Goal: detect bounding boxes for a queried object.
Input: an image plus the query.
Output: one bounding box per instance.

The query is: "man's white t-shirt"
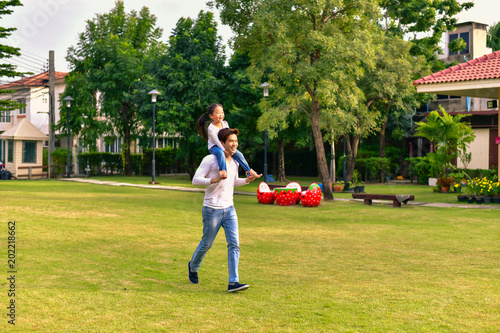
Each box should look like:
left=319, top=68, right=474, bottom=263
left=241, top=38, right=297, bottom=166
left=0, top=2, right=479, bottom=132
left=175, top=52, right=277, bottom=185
left=192, top=155, right=247, bottom=209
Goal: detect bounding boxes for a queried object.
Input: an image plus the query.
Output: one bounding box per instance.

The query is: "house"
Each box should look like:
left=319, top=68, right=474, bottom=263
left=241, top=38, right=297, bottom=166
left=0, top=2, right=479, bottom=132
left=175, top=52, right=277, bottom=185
left=414, top=21, right=498, bottom=172
left=0, top=71, right=68, bottom=139
left=0, top=71, right=178, bottom=175
left=0, top=119, right=48, bottom=178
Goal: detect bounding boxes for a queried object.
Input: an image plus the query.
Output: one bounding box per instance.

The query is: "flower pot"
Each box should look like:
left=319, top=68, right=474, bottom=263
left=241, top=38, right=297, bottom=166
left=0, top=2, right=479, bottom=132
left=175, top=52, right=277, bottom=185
left=467, top=196, right=475, bottom=204
left=476, top=196, right=484, bottom=204
left=483, top=197, right=492, bottom=204
left=354, top=185, right=365, bottom=193
left=441, top=186, right=450, bottom=193
left=493, top=197, right=500, bottom=204
left=457, top=195, right=467, bottom=202
left=333, top=185, right=344, bottom=192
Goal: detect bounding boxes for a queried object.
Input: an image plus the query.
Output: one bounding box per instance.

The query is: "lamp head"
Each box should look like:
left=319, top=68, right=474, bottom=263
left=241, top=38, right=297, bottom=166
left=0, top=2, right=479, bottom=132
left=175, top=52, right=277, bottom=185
left=62, top=96, right=74, bottom=108
left=259, top=82, right=269, bottom=97
left=148, top=89, right=161, bottom=103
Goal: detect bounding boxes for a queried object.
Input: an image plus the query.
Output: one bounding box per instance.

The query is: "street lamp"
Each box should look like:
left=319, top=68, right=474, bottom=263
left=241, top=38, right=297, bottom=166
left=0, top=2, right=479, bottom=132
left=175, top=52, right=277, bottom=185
left=259, top=82, right=269, bottom=182
left=148, top=89, right=160, bottom=184
left=62, top=96, right=74, bottom=178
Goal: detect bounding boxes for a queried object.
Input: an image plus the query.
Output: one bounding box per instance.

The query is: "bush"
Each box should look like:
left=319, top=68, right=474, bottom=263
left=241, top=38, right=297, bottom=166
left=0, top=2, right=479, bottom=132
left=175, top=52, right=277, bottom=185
left=142, top=147, right=179, bottom=175
left=52, top=148, right=72, bottom=177
left=78, top=152, right=123, bottom=175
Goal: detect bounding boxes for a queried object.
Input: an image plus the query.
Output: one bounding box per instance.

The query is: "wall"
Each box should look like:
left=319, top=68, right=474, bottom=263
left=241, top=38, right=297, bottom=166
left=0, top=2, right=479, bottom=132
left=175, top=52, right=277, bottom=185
left=458, top=128, right=490, bottom=169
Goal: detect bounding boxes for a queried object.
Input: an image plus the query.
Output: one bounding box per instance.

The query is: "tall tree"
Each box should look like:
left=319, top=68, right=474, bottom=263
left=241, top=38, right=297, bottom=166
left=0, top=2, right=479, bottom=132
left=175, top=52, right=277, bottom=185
left=63, top=0, right=163, bottom=175
left=0, top=0, right=28, bottom=114
left=212, top=0, right=379, bottom=200
left=381, top=0, right=473, bottom=65
left=487, top=21, right=500, bottom=51
left=150, top=11, right=226, bottom=176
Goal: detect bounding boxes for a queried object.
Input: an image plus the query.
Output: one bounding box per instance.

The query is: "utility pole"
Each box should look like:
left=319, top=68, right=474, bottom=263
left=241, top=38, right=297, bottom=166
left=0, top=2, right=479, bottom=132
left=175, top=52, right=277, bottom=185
left=48, top=51, right=55, bottom=179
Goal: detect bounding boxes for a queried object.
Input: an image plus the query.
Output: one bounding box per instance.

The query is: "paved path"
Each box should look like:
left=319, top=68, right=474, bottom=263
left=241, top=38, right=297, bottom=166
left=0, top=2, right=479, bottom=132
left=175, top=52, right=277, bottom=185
left=61, top=178, right=500, bottom=210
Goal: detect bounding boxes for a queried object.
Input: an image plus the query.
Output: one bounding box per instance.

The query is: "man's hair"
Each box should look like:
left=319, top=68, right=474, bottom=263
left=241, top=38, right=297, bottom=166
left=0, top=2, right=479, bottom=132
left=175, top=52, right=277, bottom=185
left=218, top=128, right=240, bottom=143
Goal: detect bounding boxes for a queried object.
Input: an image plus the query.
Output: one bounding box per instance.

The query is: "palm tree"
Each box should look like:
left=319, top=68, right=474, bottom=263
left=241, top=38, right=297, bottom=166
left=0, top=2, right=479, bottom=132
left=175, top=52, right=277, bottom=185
left=487, top=21, right=500, bottom=51
left=415, top=106, right=475, bottom=178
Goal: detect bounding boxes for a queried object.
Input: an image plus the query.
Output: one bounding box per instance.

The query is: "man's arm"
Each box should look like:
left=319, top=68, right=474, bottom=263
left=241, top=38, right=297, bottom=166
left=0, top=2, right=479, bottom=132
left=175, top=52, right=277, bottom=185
left=192, top=157, right=225, bottom=186
left=234, top=174, right=258, bottom=187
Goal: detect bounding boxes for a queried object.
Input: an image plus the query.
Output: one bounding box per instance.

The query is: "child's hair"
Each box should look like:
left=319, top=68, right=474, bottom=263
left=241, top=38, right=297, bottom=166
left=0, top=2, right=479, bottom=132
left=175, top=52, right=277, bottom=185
left=218, top=128, right=239, bottom=143
left=195, top=103, right=223, bottom=141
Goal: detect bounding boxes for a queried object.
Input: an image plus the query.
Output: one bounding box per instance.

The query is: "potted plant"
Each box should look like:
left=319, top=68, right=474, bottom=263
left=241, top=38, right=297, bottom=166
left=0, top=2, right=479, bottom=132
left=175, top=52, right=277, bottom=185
left=454, top=183, right=467, bottom=202
left=492, top=182, right=500, bottom=204
left=466, top=179, right=476, bottom=203
left=436, top=176, right=454, bottom=193
left=333, top=180, right=344, bottom=192
left=352, top=170, right=365, bottom=193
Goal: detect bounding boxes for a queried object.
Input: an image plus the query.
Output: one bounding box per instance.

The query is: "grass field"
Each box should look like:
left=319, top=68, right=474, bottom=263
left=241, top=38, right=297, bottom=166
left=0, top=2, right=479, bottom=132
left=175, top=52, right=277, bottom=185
left=1, top=179, right=499, bottom=332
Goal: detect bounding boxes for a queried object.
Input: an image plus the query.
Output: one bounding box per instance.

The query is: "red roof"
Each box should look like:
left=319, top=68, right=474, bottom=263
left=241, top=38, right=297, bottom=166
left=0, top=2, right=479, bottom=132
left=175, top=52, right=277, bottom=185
left=0, top=71, right=68, bottom=90
left=414, top=50, right=500, bottom=86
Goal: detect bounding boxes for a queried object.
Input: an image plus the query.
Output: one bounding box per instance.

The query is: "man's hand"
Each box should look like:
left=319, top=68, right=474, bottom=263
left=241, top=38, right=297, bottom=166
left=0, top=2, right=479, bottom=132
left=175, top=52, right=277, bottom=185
left=245, top=174, right=260, bottom=184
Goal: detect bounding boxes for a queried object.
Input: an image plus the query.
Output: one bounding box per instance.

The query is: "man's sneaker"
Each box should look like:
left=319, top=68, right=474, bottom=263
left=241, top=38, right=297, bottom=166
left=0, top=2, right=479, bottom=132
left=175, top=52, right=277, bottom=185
left=228, top=282, right=249, bottom=292
left=188, top=262, right=198, bottom=284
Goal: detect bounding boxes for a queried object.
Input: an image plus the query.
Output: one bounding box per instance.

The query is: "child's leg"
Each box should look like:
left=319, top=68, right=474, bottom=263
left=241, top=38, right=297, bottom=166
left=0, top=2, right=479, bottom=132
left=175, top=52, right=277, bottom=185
left=209, top=146, right=227, bottom=171
left=231, top=150, right=251, bottom=173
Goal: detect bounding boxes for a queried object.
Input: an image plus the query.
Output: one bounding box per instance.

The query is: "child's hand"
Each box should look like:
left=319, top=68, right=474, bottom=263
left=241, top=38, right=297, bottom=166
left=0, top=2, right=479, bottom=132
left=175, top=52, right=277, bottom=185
left=223, top=150, right=232, bottom=157
left=211, top=170, right=228, bottom=183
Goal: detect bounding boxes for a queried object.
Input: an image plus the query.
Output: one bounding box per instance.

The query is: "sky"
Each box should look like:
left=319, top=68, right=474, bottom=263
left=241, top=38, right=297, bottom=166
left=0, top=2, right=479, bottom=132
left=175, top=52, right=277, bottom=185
left=2, top=0, right=499, bottom=76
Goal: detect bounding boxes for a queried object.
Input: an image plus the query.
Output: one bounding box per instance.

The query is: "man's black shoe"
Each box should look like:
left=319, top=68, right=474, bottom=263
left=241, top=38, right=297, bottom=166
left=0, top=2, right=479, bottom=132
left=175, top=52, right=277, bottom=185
left=228, top=282, right=249, bottom=292
left=188, top=261, right=198, bottom=284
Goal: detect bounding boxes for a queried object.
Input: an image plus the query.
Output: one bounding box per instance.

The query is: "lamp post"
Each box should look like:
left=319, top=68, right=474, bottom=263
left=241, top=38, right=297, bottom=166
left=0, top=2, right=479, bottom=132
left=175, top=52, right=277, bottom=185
left=62, top=96, right=74, bottom=178
left=148, top=89, right=160, bottom=184
left=259, top=82, right=269, bottom=183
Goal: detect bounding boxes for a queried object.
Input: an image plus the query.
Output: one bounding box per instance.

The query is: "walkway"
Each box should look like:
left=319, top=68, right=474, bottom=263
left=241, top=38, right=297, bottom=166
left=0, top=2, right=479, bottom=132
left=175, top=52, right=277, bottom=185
left=60, top=178, right=500, bottom=210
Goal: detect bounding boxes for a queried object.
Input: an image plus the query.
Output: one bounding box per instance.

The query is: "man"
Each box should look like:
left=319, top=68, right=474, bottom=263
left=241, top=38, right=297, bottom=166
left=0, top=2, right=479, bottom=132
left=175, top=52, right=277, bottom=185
left=189, top=127, right=260, bottom=292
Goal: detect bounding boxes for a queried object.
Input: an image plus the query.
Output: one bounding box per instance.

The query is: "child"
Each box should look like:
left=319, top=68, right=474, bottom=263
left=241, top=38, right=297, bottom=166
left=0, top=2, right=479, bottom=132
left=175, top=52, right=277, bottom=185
left=196, top=103, right=261, bottom=179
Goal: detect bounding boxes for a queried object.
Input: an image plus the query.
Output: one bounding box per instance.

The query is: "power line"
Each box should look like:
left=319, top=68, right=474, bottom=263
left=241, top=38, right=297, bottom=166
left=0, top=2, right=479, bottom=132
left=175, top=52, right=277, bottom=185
left=19, top=50, right=48, bottom=62
left=20, top=51, right=48, bottom=65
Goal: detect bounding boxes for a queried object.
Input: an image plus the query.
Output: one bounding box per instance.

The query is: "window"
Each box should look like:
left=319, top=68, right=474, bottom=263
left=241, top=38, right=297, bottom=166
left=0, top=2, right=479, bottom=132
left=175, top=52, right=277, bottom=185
left=0, top=140, right=3, bottom=162
left=1, top=111, right=11, bottom=123
left=7, top=140, right=13, bottom=163
left=18, top=99, right=26, bottom=114
left=23, top=141, right=37, bottom=163
left=449, top=32, right=470, bottom=55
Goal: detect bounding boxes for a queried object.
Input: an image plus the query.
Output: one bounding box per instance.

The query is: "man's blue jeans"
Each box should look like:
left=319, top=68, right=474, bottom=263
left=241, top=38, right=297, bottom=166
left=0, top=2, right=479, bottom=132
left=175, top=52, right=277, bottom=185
left=190, top=205, right=240, bottom=283
left=209, top=146, right=251, bottom=173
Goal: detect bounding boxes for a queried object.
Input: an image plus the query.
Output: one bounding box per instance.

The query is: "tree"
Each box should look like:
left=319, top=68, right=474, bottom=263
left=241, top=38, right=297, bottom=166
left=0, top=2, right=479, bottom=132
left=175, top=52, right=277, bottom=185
left=0, top=0, right=28, bottom=114
left=63, top=0, right=163, bottom=175
left=415, top=106, right=475, bottom=178
left=150, top=11, right=226, bottom=176
left=381, top=0, right=474, bottom=65
left=487, top=21, right=500, bottom=51
left=212, top=0, right=380, bottom=200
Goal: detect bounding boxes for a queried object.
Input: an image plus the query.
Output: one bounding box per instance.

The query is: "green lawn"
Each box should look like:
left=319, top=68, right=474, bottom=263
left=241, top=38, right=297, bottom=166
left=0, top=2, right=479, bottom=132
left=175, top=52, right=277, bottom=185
left=1, top=180, right=499, bottom=331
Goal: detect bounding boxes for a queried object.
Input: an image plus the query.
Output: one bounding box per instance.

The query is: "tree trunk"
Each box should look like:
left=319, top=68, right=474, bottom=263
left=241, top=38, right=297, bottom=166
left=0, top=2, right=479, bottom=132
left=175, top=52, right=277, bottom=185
left=346, top=134, right=360, bottom=183
left=121, top=104, right=133, bottom=176
left=310, top=100, right=333, bottom=200
left=380, top=115, right=388, bottom=158
left=379, top=104, right=390, bottom=182
left=123, top=127, right=133, bottom=176
left=276, top=138, right=288, bottom=182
